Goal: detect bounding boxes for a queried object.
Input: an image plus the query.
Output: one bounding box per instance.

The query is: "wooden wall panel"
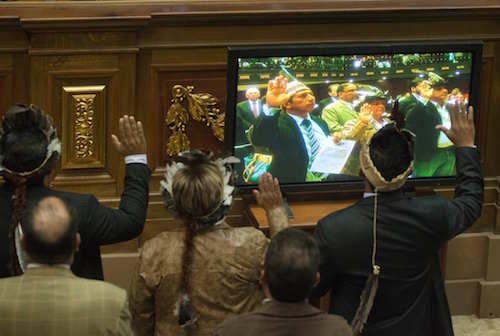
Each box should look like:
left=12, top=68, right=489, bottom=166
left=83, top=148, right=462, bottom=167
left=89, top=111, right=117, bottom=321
left=29, top=53, right=136, bottom=196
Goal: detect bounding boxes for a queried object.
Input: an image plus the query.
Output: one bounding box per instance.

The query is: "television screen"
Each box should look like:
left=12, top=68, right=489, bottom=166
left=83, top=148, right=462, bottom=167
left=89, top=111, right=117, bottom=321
left=225, top=42, right=482, bottom=188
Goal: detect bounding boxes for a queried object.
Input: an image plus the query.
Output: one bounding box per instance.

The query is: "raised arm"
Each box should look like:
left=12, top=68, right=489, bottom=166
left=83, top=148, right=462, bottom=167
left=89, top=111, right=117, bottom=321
left=253, top=173, right=289, bottom=237
left=436, top=104, right=484, bottom=239
left=79, top=115, right=151, bottom=244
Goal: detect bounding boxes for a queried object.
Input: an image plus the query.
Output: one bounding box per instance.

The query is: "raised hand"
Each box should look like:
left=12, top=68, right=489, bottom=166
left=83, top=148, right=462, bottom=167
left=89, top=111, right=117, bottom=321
left=253, top=173, right=283, bottom=210
left=359, top=103, right=372, bottom=125
left=265, top=75, right=288, bottom=108
left=111, top=115, right=147, bottom=156
left=435, top=103, right=475, bottom=148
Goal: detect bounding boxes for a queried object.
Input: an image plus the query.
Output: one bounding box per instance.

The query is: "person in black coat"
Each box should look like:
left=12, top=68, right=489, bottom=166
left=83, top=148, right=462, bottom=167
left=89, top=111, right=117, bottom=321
left=0, top=104, right=150, bottom=280
left=251, top=77, right=331, bottom=183
left=312, top=102, right=483, bottom=336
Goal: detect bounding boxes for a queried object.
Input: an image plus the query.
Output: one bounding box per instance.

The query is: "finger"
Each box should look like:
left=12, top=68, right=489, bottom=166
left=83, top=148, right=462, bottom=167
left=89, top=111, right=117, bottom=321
left=252, top=189, right=261, bottom=204
left=111, top=134, right=121, bottom=151
left=435, top=125, right=451, bottom=138
left=122, top=116, right=134, bottom=145
left=268, top=80, right=274, bottom=90
left=261, top=173, right=272, bottom=194
left=449, top=103, right=458, bottom=127
left=129, top=116, right=139, bottom=138
left=273, top=177, right=281, bottom=197
left=467, top=106, right=474, bottom=122
left=136, top=121, right=146, bottom=143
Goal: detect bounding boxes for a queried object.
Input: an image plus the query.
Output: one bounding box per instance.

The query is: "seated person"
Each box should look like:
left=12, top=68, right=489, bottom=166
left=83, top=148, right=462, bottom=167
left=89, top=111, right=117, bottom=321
left=216, top=228, right=352, bottom=336
left=0, top=196, right=134, bottom=336
left=129, top=152, right=288, bottom=336
left=0, top=104, right=150, bottom=279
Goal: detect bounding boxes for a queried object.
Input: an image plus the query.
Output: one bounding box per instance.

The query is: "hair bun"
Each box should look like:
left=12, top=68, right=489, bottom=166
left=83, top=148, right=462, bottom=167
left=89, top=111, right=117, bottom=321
left=1, top=104, right=57, bottom=141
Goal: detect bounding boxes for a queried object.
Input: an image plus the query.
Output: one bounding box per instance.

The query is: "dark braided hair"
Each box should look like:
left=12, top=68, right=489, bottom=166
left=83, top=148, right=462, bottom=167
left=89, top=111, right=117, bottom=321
left=0, top=104, right=59, bottom=276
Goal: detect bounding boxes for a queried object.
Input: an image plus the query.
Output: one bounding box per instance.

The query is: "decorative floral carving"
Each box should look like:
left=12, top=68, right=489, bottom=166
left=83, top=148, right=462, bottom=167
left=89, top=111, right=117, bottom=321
left=74, top=96, right=95, bottom=158
left=165, top=85, right=224, bottom=157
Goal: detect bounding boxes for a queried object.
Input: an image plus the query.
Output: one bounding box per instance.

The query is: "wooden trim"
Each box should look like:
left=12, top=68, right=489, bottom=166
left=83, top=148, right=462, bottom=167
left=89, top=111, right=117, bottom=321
left=1, top=1, right=500, bottom=21
left=29, top=48, right=140, bottom=56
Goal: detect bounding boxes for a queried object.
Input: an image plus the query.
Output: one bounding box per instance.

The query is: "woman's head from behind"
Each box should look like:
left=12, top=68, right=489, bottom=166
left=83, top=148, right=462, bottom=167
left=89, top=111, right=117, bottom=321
left=162, top=150, right=237, bottom=230
left=161, top=150, right=237, bottom=328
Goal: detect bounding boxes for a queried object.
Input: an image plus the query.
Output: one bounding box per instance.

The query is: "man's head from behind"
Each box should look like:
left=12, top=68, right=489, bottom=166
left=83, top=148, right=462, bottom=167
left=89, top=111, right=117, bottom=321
left=263, top=228, right=320, bottom=303
left=360, top=123, right=414, bottom=192
left=21, top=196, right=80, bottom=265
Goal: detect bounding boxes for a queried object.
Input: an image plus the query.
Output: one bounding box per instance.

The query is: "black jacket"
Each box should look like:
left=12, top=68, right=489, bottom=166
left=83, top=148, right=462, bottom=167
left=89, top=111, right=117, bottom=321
left=0, top=163, right=150, bottom=280
left=251, top=111, right=330, bottom=183
left=313, top=147, right=483, bottom=336
left=399, top=94, right=442, bottom=162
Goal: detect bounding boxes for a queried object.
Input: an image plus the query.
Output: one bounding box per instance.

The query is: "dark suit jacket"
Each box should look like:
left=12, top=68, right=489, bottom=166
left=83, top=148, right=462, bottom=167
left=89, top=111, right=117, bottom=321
left=236, top=99, right=263, bottom=146
left=312, top=147, right=483, bottom=336
left=251, top=110, right=330, bottom=183
left=399, top=94, right=442, bottom=161
left=0, top=163, right=150, bottom=280
left=216, top=299, right=353, bottom=336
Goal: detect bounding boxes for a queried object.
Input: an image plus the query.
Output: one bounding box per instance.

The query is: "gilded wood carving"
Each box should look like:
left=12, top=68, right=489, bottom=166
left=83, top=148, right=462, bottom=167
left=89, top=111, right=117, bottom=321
left=165, top=84, right=224, bottom=157
left=61, top=85, right=106, bottom=169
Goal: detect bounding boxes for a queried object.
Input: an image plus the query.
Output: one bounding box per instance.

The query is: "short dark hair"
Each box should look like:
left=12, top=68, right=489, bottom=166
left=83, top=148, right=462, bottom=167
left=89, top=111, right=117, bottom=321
left=264, top=228, right=320, bottom=303
left=22, top=196, right=78, bottom=265
left=336, top=83, right=352, bottom=94
left=369, top=125, right=413, bottom=181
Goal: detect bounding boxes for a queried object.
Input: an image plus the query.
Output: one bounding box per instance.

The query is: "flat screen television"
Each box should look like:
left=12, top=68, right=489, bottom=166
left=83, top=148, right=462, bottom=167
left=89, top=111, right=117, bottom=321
left=225, top=41, right=482, bottom=190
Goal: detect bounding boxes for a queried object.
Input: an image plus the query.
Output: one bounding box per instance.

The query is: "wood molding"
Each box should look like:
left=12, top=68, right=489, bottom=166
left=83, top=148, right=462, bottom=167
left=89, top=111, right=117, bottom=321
left=1, top=1, right=500, bottom=21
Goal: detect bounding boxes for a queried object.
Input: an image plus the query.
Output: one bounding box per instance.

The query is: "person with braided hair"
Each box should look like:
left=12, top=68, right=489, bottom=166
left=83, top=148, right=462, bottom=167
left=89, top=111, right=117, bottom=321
left=129, top=150, right=288, bottom=336
left=0, top=104, right=150, bottom=279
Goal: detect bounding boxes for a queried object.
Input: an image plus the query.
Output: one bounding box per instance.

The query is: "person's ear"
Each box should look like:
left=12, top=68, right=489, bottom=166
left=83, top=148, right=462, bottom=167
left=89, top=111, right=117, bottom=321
left=314, top=272, right=320, bottom=287
left=75, top=233, right=81, bottom=252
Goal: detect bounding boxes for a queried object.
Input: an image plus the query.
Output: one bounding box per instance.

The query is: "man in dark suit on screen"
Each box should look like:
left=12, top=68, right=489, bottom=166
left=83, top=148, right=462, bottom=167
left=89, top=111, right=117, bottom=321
left=0, top=104, right=150, bottom=280
left=250, top=75, right=331, bottom=183
left=399, top=73, right=453, bottom=177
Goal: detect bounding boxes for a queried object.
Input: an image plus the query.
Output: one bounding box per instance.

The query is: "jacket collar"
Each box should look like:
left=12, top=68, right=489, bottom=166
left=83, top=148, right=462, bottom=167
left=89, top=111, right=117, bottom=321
left=255, top=299, right=322, bottom=318
left=23, top=266, right=76, bottom=278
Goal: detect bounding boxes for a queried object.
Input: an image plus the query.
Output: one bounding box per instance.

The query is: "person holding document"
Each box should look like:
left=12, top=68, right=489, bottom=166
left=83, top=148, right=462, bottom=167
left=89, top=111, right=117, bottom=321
left=251, top=75, right=335, bottom=183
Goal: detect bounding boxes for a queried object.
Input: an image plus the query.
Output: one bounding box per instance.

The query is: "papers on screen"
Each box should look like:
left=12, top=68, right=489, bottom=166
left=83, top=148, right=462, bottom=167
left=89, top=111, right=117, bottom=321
left=310, top=140, right=356, bottom=174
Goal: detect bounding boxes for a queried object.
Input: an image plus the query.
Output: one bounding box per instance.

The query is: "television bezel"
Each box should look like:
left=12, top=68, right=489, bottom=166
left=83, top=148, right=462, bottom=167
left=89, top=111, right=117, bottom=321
left=225, top=40, right=483, bottom=193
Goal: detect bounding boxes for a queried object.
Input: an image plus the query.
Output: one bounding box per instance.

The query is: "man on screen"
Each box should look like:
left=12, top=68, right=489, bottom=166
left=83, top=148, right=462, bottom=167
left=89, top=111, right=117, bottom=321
left=322, top=83, right=359, bottom=141
left=399, top=73, right=454, bottom=176
left=313, top=83, right=339, bottom=117
left=236, top=87, right=265, bottom=148
left=250, top=75, right=331, bottom=183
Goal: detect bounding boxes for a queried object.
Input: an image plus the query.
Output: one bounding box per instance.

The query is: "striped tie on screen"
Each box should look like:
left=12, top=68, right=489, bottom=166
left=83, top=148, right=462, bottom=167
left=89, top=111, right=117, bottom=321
left=301, top=119, right=320, bottom=165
